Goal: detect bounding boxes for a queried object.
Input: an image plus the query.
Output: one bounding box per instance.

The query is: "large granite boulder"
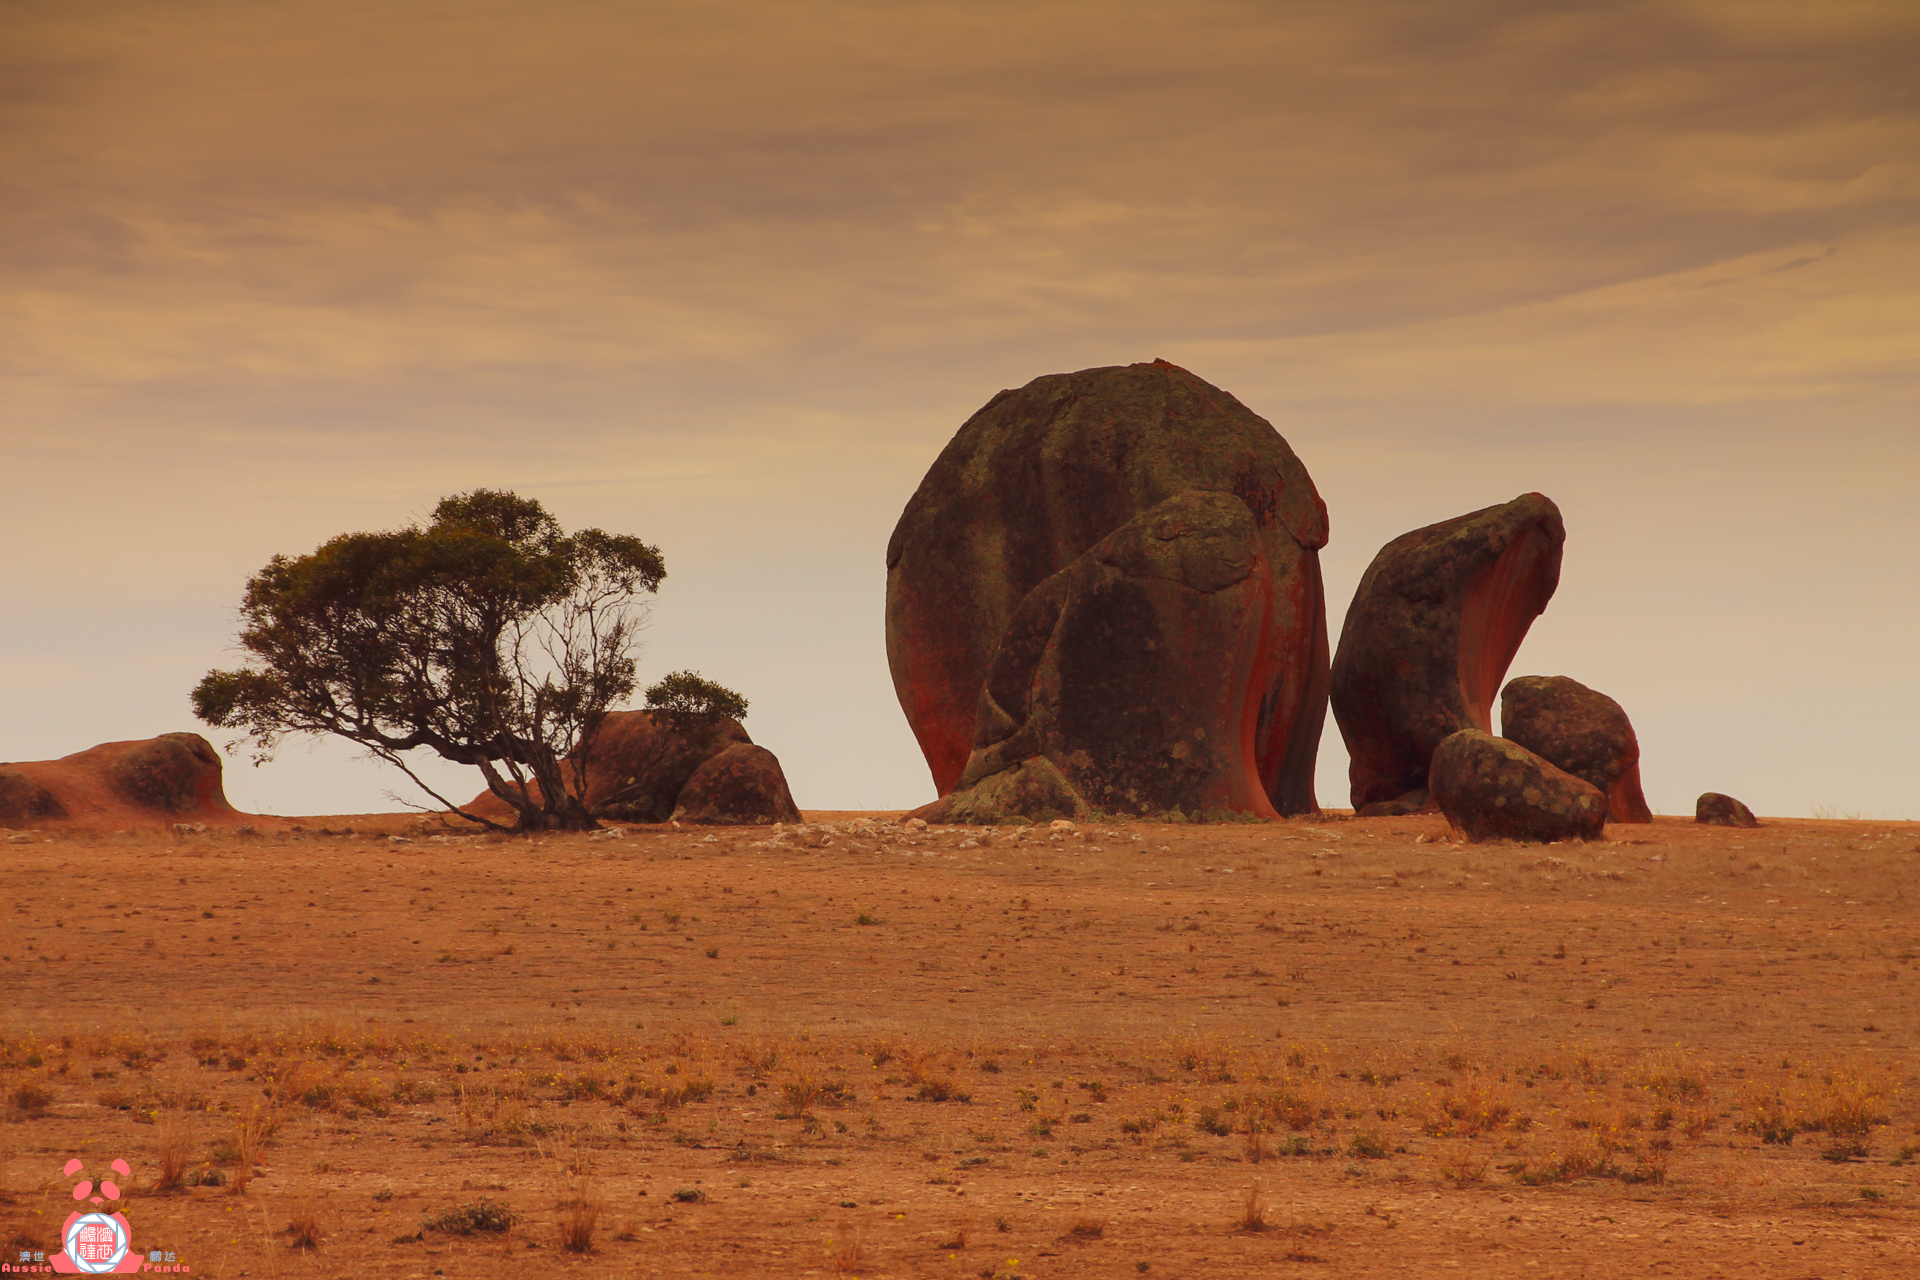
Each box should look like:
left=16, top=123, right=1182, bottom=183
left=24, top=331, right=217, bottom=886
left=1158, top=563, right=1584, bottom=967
left=464, top=709, right=798, bottom=825
left=1500, top=675, right=1653, bottom=823
left=671, top=744, right=802, bottom=825
left=1696, top=792, right=1759, bottom=828
left=914, top=490, right=1287, bottom=822
left=1330, top=493, right=1565, bottom=815
left=886, top=360, right=1330, bottom=819
left=1429, top=728, right=1607, bottom=843
left=0, top=733, right=253, bottom=830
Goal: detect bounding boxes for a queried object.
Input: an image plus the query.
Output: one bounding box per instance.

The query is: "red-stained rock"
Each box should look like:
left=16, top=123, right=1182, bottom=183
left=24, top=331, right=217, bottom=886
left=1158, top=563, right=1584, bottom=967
left=463, top=710, right=799, bottom=826
left=0, top=770, right=66, bottom=827
left=1429, top=729, right=1606, bottom=844
left=671, top=743, right=802, bottom=825
left=915, top=489, right=1286, bottom=823
left=1330, top=494, right=1564, bottom=813
left=1, top=733, right=256, bottom=830
left=1500, top=676, right=1653, bottom=824
left=1695, top=792, right=1759, bottom=828
left=887, top=360, right=1330, bottom=818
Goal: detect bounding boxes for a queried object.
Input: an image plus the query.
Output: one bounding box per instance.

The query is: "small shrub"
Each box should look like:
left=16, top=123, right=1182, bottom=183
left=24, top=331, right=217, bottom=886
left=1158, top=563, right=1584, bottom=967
left=11, top=1079, right=54, bottom=1114
left=285, top=1201, right=320, bottom=1250
left=1065, top=1216, right=1105, bottom=1239
left=423, top=1200, right=519, bottom=1235
left=1347, top=1129, right=1389, bottom=1159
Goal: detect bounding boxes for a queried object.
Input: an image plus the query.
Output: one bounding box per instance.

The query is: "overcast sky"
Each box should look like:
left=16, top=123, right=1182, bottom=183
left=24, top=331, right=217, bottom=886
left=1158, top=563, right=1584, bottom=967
left=4, top=0, right=1916, bottom=819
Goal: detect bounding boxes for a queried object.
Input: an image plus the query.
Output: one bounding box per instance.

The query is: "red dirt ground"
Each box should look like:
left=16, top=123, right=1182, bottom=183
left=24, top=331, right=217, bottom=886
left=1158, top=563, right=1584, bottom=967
left=3, top=809, right=1917, bottom=1277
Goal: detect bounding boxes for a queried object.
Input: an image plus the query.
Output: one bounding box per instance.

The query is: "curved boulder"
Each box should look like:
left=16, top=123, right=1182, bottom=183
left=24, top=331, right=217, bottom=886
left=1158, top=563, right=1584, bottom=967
left=1330, top=493, right=1564, bottom=814
left=1696, top=792, right=1759, bottom=828
left=671, top=743, right=803, bottom=825
left=1500, top=675, right=1652, bottom=823
left=887, top=360, right=1330, bottom=818
left=1429, top=728, right=1606, bottom=843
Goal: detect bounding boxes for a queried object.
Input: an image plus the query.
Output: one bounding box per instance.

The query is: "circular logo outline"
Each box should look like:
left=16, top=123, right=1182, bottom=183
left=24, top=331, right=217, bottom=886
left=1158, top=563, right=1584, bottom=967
left=64, top=1211, right=130, bottom=1274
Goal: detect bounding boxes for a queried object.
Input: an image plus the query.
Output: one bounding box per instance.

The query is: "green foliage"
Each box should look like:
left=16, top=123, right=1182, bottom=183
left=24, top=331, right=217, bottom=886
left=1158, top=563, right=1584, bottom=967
left=644, top=670, right=750, bottom=727
left=192, top=489, right=688, bottom=831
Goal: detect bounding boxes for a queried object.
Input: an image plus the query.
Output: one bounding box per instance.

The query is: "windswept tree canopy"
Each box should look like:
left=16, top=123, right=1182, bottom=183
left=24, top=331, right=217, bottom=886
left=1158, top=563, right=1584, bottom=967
left=192, top=489, right=739, bottom=831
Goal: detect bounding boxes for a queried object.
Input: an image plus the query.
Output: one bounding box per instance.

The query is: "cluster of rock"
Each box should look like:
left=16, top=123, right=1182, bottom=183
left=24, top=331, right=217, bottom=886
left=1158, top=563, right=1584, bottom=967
left=1329, top=499, right=1748, bottom=841
left=884, top=361, right=1763, bottom=839
left=1, top=732, right=261, bottom=831
left=463, top=709, right=800, bottom=826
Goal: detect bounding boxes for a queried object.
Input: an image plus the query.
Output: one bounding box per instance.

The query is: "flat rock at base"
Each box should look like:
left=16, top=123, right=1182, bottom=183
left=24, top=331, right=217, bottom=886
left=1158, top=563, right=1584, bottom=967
left=671, top=743, right=802, bottom=825
left=912, top=757, right=1090, bottom=826
left=1429, top=728, right=1606, bottom=844
left=1501, top=675, right=1653, bottom=824
left=1696, top=792, right=1759, bottom=828
left=1331, top=493, right=1564, bottom=813
left=1357, top=788, right=1429, bottom=818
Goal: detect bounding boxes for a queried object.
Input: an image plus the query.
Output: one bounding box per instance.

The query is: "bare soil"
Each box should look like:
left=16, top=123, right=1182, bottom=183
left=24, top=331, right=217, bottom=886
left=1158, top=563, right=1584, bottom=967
left=3, top=810, right=1918, bottom=1277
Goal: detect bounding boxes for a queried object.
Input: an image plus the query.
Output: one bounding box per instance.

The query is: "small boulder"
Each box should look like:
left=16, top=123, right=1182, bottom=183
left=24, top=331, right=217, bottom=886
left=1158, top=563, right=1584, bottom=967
left=669, top=744, right=802, bottom=825
left=1429, top=729, right=1606, bottom=844
left=1500, top=675, right=1653, bottom=823
left=1695, top=792, right=1759, bottom=828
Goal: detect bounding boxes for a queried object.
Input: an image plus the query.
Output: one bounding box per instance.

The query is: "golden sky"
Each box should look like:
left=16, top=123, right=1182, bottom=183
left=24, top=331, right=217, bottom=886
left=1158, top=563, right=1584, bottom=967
left=4, top=0, right=1917, bottom=816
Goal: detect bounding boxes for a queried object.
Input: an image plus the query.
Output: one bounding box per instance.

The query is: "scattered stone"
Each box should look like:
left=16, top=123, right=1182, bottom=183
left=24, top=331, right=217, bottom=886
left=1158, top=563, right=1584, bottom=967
left=887, top=360, right=1331, bottom=819
left=1501, top=675, right=1653, bottom=824
left=1331, top=493, right=1565, bottom=814
left=1696, top=792, right=1760, bottom=828
left=1428, top=729, right=1606, bottom=844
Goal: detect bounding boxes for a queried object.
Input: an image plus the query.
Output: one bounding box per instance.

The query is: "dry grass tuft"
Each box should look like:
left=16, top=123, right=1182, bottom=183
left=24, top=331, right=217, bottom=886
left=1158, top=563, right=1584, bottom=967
left=284, top=1199, right=320, bottom=1250
left=1065, top=1215, right=1106, bottom=1239
left=1236, top=1185, right=1268, bottom=1232
left=153, top=1118, right=190, bottom=1192
left=557, top=1183, right=601, bottom=1253
left=828, top=1222, right=863, bottom=1273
